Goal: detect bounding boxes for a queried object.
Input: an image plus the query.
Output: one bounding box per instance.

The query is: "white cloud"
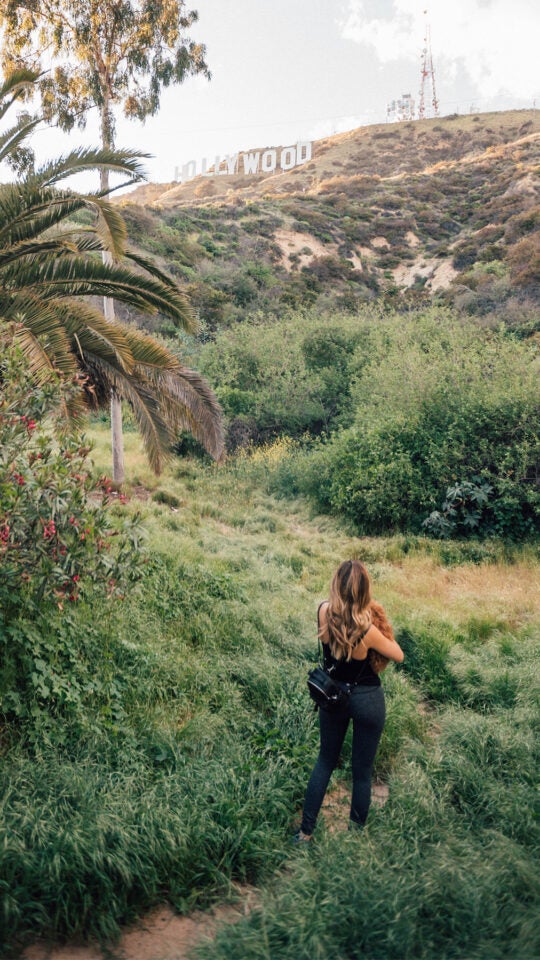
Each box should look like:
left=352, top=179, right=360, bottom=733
left=341, top=0, right=540, bottom=100
left=308, top=113, right=372, bottom=142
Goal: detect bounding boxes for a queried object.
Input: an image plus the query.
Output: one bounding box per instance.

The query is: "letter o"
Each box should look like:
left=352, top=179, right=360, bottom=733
left=261, top=150, right=277, bottom=173
left=280, top=146, right=296, bottom=171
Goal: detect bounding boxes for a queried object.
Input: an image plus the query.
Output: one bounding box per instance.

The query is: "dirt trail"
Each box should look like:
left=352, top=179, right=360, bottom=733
left=22, top=888, right=257, bottom=960
left=321, top=778, right=389, bottom=832
left=22, top=782, right=388, bottom=960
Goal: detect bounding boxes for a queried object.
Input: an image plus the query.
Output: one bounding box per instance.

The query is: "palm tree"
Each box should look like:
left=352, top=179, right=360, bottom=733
left=0, top=70, right=223, bottom=473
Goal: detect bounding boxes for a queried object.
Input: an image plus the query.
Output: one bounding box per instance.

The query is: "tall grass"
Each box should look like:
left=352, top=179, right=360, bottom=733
left=195, top=638, right=539, bottom=960
left=195, top=826, right=538, bottom=960
left=0, top=426, right=538, bottom=955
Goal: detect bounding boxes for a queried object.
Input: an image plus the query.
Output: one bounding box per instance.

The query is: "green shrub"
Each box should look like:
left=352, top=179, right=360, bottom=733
left=273, top=311, right=539, bottom=537
left=0, top=345, right=144, bottom=728
left=0, top=346, right=143, bottom=623
left=198, top=313, right=368, bottom=443
left=423, top=478, right=494, bottom=538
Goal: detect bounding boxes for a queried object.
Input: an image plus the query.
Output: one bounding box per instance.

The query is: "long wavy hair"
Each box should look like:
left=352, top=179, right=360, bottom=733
left=321, top=560, right=372, bottom=661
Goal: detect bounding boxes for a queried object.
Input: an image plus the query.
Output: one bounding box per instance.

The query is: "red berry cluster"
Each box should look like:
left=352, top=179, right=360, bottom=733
left=42, top=520, right=56, bottom=539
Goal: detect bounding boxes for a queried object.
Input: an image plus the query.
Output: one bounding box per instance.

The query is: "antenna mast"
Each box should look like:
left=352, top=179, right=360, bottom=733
left=418, top=12, right=439, bottom=119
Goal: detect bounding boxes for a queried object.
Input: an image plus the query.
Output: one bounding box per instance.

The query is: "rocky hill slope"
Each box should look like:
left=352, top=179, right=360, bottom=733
left=119, top=110, right=540, bottom=329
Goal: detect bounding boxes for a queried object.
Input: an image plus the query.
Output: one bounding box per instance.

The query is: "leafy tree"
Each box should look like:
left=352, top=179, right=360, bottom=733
left=0, top=1, right=209, bottom=145
left=0, top=0, right=210, bottom=481
left=0, top=70, right=223, bottom=472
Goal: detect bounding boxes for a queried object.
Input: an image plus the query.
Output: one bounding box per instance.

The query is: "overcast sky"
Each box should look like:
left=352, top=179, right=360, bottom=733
left=9, top=0, right=540, bottom=189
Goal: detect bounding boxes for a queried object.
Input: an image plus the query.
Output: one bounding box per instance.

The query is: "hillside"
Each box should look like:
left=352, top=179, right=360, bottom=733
left=119, top=110, right=540, bottom=327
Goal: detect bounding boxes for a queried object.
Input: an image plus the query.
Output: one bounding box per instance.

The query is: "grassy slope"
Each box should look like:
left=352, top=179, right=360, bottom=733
left=2, top=426, right=538, bottom=957
left=102, top=429, right=539, bottom=958
left=88, top=425, right=540, bottom=633
left=118, top=109, right=540, bottom=327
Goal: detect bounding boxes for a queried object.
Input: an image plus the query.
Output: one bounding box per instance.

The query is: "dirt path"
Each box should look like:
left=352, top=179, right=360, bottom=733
left=321, top=778, right=389, bottom=833
left=22, top=782, right=388, bottom=960
left=22, top=888, right=257, bottom=960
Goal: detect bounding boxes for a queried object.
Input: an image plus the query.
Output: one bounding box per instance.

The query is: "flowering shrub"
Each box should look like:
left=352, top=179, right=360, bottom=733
left=0, top=342, right=144, bottom=723
left=0, top=353, right=143, bottom=621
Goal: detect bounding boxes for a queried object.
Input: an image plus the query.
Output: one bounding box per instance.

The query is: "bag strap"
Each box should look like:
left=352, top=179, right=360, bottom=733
left=317, top=601, right=326, bottom=667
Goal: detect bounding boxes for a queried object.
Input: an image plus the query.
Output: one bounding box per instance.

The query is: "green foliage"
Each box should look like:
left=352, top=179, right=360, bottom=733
left=269, top=310, right=539, bottom=537
left=0, top=345, right=143, bottom=628
left=423, top=477, right=494, bottom=538
left=399, top=623, right=539, bottom=713
left=198, top=313, right=366, bottom=448
left=0, top=2, right=209, bottom=138
left=197, top=830, right=538, bottom=960
left=0, top=423, right=538, bottom=956
left=0, top=346, right=146, bottom=738
left=0, top=72, right=223, bottom=472
left=0, top=735, right=306, bottom=945
left=0, top=611, right=134, bottom=739
left=0, top=539, right=319, bottom=948
left=397, top=625, right=459, bottom=703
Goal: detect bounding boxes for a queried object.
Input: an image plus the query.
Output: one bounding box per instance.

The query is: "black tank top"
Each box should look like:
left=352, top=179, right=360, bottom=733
left=319, top=602, right=381, bottom=687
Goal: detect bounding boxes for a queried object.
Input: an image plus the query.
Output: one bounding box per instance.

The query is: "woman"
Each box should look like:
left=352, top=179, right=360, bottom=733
left=295, top=559, right=404, bottom=841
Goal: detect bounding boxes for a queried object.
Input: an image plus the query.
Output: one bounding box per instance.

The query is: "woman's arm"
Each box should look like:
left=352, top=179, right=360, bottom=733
left=363, top=623, right=404, bottom=663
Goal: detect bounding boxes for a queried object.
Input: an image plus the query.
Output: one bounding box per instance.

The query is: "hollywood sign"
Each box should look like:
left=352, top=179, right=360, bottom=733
left=174, top=141, right=312, bottom=183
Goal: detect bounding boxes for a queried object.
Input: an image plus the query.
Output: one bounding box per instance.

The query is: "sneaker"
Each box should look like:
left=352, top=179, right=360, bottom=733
left=292, top=829, right=312, bottom=844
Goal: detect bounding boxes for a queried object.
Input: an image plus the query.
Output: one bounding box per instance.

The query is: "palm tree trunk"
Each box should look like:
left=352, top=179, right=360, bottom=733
left=100, top=98, right=124, bottom=486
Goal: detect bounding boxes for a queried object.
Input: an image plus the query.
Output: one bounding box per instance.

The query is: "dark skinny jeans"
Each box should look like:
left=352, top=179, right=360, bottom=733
left=301, top=683, right=386, bottom=834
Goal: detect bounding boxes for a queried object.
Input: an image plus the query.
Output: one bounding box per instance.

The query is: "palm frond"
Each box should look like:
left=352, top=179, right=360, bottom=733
left=0, top=237, right=81, bottom=268
left=0, top=72, right=223, bottom=472
left=80, top=355, right=173, bottom=474
left=143, top=365, right=225, bottom=461
left=0, top=185, right=86, bottom=244
left=54, top=300, right=135, bottom=373
left=91, top=196, right=127, bottom=259
left=7, top=306, right=76, bottom=380
left=35, top=148, right=150, bottom=189
left=125, top=250, right=180, bottom=291
left=0, top=69, right=39, bottom=120
left=0, top=228, right=114, bottom=264
left=115, top=323, right=185, bottom=369
left=8, top=325, right=57, bottom=384
left=0, top=116, right=40, bottom=164
left=12, top=256, right=198, bottom=326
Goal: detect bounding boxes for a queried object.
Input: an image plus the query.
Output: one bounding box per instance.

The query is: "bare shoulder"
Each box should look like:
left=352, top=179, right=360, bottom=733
left=318, top=600, right=329, bottom=619
left=364, top=622, right=387, bottom=647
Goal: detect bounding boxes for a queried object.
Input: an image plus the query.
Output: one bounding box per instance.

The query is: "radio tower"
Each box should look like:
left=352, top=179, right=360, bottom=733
left=418, top=12, right=439, bottom=119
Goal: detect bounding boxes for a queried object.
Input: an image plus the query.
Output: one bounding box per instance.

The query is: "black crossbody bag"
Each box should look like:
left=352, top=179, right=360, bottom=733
left=306, top=605, right=368, bottom=712
left=307, top=659, right=346, bottom=712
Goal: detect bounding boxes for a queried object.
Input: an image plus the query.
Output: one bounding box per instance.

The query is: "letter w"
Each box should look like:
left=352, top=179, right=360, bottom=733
left=243, top=152, right=260, bottom=174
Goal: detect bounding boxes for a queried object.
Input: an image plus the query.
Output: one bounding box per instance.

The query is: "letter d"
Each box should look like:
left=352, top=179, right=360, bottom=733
left=296, top=142, right=312, bottom=165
